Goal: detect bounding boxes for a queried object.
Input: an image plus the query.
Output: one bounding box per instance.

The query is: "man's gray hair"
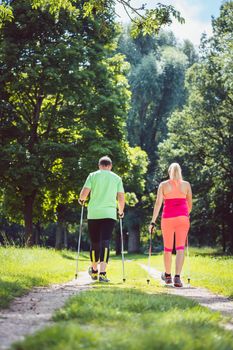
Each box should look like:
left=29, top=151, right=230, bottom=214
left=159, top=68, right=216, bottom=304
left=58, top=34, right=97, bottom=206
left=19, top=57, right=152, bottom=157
left=98, top=156, right=112, bottom=166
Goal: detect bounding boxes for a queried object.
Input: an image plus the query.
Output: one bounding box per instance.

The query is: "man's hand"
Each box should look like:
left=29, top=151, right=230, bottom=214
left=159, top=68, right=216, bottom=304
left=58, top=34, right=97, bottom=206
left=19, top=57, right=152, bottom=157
left=118, top=211, right=124, bottom=219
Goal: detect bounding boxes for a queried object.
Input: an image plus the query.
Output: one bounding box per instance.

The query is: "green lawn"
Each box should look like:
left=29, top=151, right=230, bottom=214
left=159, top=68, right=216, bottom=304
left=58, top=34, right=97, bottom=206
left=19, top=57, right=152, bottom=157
left=0, top=247, right=89, bottom=308
left=12, top=259, right=233, bottom=350
left=133, top=247, right=233, bottom=298
left=1, top=246, right=233, bottom=310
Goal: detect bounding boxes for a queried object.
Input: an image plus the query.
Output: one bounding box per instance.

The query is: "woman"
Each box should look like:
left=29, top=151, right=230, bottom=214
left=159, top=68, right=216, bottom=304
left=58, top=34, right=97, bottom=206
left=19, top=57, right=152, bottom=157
left=149, top=163, right=192, bottom=287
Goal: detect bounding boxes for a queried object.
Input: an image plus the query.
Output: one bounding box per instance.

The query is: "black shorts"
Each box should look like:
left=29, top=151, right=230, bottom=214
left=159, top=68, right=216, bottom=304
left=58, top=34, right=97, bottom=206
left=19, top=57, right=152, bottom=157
left=88, top=218, right=116, bottom=243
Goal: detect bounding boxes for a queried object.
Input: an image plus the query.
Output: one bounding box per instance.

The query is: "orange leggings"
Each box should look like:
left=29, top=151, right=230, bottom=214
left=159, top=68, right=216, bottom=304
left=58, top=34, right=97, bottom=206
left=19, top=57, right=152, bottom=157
left=161, top=216, right=190, bottom=252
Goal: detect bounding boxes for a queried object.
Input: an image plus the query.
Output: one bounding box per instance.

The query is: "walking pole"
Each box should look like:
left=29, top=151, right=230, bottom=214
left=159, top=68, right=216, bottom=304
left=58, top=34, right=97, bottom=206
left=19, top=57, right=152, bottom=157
left=147, top=228, right=153, bottom=285
left=75, top=203, right=84, bottom=279
left=186, top=235, right=191, bottom=287
left=119, top=217, right=126, bottom=283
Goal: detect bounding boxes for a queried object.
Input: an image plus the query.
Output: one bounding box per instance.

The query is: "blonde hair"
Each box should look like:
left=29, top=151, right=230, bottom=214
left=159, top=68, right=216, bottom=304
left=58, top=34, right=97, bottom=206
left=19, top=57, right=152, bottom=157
left=168, top=163, right=182, bottom=180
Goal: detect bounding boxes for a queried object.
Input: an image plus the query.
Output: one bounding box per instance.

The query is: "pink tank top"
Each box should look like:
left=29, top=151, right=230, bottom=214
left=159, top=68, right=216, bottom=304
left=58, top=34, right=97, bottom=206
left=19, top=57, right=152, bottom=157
left=162, top=180, right=189, bottom=218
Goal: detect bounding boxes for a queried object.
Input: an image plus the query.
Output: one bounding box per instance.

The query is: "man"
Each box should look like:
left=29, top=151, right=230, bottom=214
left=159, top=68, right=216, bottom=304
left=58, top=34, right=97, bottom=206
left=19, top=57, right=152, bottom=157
left=79, top=156, right=125, bottom=282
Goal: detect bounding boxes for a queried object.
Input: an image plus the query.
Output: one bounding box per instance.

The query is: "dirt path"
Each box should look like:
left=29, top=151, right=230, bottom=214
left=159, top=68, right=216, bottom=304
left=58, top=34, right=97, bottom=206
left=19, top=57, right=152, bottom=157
left=1, top=267, right=233, bottom=349
left=0, top=272, right=92, bottom=350
left=140, top=264, right=233, bottom=331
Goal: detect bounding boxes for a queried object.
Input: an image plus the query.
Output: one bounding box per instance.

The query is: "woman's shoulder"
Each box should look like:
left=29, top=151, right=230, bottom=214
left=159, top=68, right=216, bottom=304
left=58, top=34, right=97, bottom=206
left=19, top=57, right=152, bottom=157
left=160, top=180, right=170, bottom=187
left=181, top=180, right=190, bottom=184
left=181, top=180, right=191, bottom=187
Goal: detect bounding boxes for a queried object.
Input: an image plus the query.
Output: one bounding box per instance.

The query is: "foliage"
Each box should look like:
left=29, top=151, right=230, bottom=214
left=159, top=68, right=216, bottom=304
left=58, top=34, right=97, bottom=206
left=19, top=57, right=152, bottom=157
left=0, top=0, right=185, bottom=37
left=158, top=2, right=233, bottom=251
left=115, top=29, right=196, bottom=252
left=123, top=146, right=148, bottom=195
left=118, top=29, right=196, bottom=190
left=0, top=0, right=130, bottom=244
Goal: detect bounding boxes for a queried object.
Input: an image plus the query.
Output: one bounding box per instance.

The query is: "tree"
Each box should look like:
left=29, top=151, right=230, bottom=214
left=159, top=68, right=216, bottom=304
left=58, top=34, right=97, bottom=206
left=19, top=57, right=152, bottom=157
left=118, top=30, right=191, bottom=188
left=158, top=2, right=233, bottom=251
left=0, top=0, right=185, bottom=36
left=0, top=0, right=130, bottom=245
left=123, top=146, right=149, bottom=253
left=182, top=39, right=199, bottom=67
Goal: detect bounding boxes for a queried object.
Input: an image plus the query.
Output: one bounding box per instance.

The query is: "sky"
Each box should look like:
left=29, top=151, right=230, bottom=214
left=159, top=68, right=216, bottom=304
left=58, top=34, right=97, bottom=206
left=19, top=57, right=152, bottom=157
left=115, top=0, right=224, bottom=46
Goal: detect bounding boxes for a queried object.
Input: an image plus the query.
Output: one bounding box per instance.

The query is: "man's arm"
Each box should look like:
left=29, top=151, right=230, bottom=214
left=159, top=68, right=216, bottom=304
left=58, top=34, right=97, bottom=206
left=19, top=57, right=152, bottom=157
left=79, top=173, right=92, bottom=203
left=79, top=187, right=90, bottom=203
left=117, top=192, right=125, bottom=216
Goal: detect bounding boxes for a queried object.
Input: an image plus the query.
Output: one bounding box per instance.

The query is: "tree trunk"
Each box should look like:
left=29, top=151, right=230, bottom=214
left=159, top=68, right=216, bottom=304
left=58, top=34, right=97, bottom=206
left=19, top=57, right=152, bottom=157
left=222, top=220, right=226, bottom=253
left=229, top=215, right=233, bottom=253
left=55, top=222, right=64, bottom=250
left=35, top=221, right=41, bottom=246
left=55, top=204, right=66, bottom=250
left=24, top=191, right=36, bottom=246
left=128, top=226, right=140, bottom=253
left=64, top=225, right=68, bottom=249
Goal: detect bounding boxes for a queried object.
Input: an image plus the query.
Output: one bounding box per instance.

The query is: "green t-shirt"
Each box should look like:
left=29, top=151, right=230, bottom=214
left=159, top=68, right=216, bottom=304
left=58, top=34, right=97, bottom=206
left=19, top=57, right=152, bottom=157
left=83, top=170, right=124, bottom=220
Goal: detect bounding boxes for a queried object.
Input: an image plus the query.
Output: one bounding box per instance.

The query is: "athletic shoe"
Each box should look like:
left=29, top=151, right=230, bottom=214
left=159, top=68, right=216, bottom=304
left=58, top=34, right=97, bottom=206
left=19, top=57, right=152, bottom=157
left=88, top=267, right=98, bottom=281
left=99, top=273, right=110, bottom=283
left=174, top=276, right=183, bottom=288
left=161, top=272, right=172, bottom=284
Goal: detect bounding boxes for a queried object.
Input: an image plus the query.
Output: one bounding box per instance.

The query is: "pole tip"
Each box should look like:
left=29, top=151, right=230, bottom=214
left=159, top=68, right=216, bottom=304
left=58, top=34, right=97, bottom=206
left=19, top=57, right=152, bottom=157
left=147, top=279, right=150, bottom=285
left=123, top=278, right=126, bottom=283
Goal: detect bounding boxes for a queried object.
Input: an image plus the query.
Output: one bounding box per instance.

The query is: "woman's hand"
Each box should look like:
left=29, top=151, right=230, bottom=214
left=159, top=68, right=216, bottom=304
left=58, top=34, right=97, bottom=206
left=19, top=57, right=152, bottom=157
left=149, top=222, right=156, bottom=235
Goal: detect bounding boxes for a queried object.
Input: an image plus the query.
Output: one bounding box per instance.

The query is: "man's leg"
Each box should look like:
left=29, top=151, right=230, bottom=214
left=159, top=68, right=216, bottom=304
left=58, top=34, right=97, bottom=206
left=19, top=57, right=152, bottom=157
left=99, top=219, right=115, bottom=277
left=88, top=220, right=101, bottom=274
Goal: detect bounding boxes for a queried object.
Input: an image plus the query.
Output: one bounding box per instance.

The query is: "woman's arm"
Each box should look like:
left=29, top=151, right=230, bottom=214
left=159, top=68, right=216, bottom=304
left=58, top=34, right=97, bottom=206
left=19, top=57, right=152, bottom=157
left=186, top=183, right=192, bottom=214
left=149, top=183, right=163, bottom=233
left=151, top=183, right=164, bottom=222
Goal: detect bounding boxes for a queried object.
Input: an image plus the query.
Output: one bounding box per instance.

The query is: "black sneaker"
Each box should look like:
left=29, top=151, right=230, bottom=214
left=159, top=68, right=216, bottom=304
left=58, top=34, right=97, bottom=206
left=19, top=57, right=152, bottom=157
left=161, top=272, right=172, bottom=284
left=174, top=275, right=183, bottom=288
left=88, top=267, right=98, bottom=281
left=99, top=273, right=110, bottom=283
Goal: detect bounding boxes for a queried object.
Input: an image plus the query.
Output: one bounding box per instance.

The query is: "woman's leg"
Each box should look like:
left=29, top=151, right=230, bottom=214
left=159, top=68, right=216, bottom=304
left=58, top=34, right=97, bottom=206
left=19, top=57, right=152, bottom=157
left=175, top=217, right=190, bottom=275
left=163, top=251, right=172, bottom=274
left=175, top=250, right=185, bottom=275
left=161, top=218, right=175, bottom=274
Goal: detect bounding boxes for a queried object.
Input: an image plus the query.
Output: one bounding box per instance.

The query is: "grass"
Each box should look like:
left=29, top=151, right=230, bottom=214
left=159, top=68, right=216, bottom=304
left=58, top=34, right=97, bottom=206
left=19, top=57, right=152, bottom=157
left=1, top=246, right=233, bottom=310
left=133, top=247, right=233, bottom=298
left=0, top=247, right=89, bottom=308
left=12, top=258, right=233, bottom=350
